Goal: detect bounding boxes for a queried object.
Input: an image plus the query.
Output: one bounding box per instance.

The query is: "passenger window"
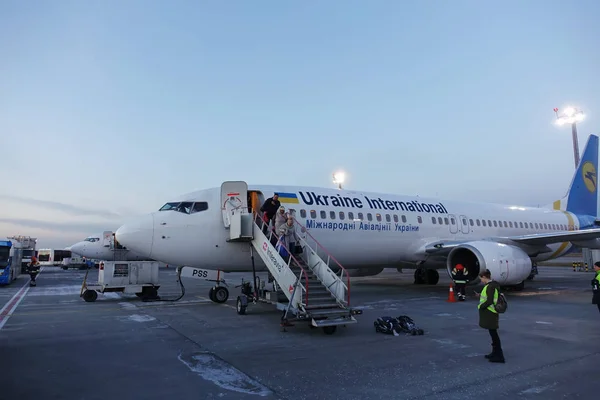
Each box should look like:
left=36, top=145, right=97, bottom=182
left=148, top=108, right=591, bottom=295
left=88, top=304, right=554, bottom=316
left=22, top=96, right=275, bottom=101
left=520, top=222, right=523, bottom=228
left=358, top=212, right=364, bottom=221
left=487, top=220, right=492, bottom=226
left=402, top=215, right=407, bottom=223
left=393, top=215, right=399, bottom=223
left=534, top=223, right=539, bottom=229
left=320, top=210, right=327, bottom=219
left=367, top=213, right=373, bottom=221
left=191, top=202, right=209, bottom=213
left=493, top=221, right=498, bottom=227
left=451, top=218, right=455, bottom=225
left=349, top=212, right=354, bottom=220
left=476, top=219, right=481, bottom=226
left=376, top=214, right=382, bottom=222
left=417, top=216, right=422, bottom=223
left=432, top=217, right=437, bottom=224
left=339, top=212, right=345, bottom=220
left=544, top=223, right=548, bottom=229
left=386, top=214, right=391, bottom=222
left=509, top=222, right=513, bottom=228
left=503, top=221, right=508, bottom=228
left=310, top=210, right=316, bottom=218
left=462, top=218, right=467, bottom=225
left=300, top=209, right=306, bottom=218
left=469, top=219, right=474, bottom=226
left=444, top=217, right=449, bottom=225
left=482, top=220, right=487, bottom=226
left=438, top=217, right=443, bottom=224
left=330, top=211, right=336, bottom=219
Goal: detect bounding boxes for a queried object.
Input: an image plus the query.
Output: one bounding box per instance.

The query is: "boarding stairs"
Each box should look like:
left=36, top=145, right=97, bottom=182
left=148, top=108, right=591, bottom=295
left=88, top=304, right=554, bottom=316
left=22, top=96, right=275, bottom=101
left=220, top=183, right=358, bottom=329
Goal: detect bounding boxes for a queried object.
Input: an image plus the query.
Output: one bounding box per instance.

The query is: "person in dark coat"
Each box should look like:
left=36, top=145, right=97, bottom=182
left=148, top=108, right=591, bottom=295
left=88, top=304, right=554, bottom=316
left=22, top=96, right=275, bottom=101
left=475, top=269, right=505, bottom=363
left=451, top=263, right=469, bottom=301
left=260, top=194, right=280, bottom=232
left=592, top=262, right=600, bottom=313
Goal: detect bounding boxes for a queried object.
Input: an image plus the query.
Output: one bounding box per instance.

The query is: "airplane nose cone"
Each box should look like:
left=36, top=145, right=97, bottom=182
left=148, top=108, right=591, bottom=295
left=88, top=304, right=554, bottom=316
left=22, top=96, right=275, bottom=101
left=70, top=242, right=85, bottom=256
left=115, top=214, right=155, bottom=258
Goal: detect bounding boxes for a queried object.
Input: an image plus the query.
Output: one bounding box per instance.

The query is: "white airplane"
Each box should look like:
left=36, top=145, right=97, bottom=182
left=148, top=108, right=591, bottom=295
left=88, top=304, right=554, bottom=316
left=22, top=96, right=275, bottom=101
left=69, top=231, right=152, bottom=262
left=115, top=134, right=600, bottom=305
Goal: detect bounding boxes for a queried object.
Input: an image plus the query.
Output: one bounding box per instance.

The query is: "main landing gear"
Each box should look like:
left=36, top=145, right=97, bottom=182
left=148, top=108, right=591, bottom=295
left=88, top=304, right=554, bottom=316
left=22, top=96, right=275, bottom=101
left=413, top=268, right=440, bottom=285
left=208, top=285, right=229, bottom=303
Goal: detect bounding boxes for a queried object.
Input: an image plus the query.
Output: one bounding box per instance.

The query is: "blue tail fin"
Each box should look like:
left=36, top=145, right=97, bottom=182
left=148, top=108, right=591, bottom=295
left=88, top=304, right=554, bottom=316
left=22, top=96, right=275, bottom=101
left=562, top=134, right=599, bottom=217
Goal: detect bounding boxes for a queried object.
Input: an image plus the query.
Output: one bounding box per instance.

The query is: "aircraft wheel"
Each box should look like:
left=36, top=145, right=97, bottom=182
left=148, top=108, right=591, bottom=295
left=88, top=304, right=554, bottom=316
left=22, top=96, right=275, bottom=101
left=236, top=297, right=247, bottom=315
left=414, top=269, right=426, bottom=284
left=213, top=286, right=229, bottom=303
left=426, top=269, right=439, bottom=285
left=208, top=287, right=216, bottom=301
left=83, top=289, right=97, bottom=302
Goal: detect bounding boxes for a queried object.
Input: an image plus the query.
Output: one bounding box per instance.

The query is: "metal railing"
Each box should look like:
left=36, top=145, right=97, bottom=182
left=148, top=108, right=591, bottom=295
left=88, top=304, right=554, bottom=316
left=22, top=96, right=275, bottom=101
left=291, top=216, right=351, bottom=306
left=253, top=212, right=310, bottom=307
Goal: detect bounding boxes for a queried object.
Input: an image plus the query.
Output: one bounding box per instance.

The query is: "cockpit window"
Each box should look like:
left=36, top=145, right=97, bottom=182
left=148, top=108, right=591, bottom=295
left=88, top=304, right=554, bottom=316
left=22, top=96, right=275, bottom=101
left=159, top=202, right=180, bottom=211
left=191, top=202, right=209, bottom=213
left=159, top=201, right=201, bottom=214
left=176, top=202, right=193, bottom=214
left=84, top=238, right=100, bottom=242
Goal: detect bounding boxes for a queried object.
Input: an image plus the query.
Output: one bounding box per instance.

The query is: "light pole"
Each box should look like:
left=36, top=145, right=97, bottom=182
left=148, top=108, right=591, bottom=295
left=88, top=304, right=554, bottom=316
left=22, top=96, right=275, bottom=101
left=332, top=171, right=346, bottom=190
left=554, top=106, right=586, bottom=168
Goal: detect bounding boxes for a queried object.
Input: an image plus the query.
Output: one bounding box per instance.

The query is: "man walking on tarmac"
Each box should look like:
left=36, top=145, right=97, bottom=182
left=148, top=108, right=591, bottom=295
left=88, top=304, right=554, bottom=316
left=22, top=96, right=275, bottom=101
left=475, top=269, right=505, bottom=363
left=451, top=263, right=469, bottom=301
left=592, top=262, right=600, bottom=314
left=27, top=256, right=40, bottom=287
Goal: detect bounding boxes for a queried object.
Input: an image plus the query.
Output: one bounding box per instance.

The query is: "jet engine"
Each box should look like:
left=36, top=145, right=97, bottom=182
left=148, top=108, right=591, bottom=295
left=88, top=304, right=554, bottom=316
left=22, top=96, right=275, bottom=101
left=446, top=241, right=532, bottom=286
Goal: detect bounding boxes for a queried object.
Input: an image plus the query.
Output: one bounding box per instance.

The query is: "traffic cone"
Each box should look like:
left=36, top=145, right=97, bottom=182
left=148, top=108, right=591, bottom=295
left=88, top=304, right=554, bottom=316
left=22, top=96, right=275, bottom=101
left=447, top=284, right=457, bottom=303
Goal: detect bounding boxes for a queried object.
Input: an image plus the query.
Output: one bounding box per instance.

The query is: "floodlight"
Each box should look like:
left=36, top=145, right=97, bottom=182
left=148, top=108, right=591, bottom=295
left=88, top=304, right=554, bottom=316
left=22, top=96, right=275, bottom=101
left=332, top=171, right=346, bottom=189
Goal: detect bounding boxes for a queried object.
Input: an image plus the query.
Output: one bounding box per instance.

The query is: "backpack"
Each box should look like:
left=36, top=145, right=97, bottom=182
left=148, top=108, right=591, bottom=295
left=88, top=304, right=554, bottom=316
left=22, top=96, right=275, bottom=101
left=494, top=289, right=508, bottom=313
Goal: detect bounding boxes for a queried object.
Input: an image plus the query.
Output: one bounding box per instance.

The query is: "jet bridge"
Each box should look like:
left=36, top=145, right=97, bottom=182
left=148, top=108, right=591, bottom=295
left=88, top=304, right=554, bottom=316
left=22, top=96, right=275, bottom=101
left=220, top=181, right=361, bottom=335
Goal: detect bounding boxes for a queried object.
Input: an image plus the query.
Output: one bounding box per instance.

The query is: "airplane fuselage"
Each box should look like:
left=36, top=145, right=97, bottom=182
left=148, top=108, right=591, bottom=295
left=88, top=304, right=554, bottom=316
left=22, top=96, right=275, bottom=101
left=116, top=184, right=593, bottom=274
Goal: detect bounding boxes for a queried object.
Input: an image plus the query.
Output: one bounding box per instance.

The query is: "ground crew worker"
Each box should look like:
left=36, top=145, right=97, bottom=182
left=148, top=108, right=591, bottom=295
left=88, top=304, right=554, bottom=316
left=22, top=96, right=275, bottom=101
left=451, top=263, right=468, bottom=301
left=27, top=256, right=40, bottom=287
left=592, top=262, right=600, bottom=314
left=474, top=269, right=505, bottom=363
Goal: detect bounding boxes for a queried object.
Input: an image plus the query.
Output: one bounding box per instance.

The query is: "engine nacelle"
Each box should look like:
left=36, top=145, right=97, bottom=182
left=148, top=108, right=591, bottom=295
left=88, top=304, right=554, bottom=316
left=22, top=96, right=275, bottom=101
left=446, top=241, right=532, bottom=286
left=344, top=267, right=385, bottom=277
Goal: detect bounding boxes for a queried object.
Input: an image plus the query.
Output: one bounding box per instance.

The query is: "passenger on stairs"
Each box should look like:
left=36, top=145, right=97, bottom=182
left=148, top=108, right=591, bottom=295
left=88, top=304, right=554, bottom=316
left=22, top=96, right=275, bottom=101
left=278, top=217, right=300, bottom=256
left=275, top=206, right=288, bottom=231
left=260, top=194, right=280, bottom=232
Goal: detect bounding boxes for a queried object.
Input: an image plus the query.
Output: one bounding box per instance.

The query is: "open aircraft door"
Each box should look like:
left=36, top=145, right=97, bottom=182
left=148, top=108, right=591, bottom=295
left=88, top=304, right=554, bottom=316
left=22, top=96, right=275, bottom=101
left=221, top=181, right=248, bottom=228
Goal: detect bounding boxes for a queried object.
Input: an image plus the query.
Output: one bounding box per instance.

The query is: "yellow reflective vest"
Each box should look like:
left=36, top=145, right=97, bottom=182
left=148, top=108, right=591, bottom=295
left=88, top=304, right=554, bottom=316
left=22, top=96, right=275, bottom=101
left=478, top=283, right=498, bottom=313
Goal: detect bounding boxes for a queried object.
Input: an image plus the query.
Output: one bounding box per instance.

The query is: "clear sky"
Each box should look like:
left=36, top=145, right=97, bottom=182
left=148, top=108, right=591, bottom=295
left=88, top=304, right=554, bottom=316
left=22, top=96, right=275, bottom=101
left=1, top=0, right=599, bottom=249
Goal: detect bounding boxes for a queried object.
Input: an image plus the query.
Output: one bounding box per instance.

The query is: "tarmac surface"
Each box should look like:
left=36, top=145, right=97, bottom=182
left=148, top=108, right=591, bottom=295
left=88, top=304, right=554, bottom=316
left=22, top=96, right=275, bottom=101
left=0, top=264, right=599, bottom=400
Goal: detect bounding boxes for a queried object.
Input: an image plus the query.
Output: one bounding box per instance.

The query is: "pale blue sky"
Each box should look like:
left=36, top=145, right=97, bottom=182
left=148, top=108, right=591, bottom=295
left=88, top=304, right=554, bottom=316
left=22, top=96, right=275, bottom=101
left=1, top=0, right=599, bottom=248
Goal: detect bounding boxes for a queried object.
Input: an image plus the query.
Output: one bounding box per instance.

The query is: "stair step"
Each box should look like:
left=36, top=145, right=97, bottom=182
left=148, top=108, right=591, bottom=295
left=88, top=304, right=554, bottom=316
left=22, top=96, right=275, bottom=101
left=306, top=296, right=335, bottom=302
left=304, top=302, right=339, bottom=310
left=308, top=308, right=350, bottom=317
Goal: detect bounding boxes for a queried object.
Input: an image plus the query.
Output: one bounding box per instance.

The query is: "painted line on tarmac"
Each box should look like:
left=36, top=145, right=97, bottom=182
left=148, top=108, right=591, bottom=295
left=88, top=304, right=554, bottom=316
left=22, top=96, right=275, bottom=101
left=0, top=278, right=32, bottom=331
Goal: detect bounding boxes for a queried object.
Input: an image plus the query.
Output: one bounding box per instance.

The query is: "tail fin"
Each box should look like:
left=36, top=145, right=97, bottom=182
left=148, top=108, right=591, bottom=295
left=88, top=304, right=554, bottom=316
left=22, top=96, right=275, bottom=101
left=549, top=134, right=599, bottom=217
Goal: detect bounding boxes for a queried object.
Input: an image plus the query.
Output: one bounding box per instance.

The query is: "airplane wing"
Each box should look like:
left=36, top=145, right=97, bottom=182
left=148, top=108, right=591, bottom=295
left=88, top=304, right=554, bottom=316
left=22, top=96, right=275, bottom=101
left=503, top=227, right=600, bottom=246
left=423, top=228, right=600, bottom=256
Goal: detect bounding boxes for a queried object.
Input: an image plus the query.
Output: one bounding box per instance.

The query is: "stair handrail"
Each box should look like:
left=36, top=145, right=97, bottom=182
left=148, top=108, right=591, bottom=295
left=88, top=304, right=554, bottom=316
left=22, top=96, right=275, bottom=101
left=253, top=212, right=310, bottom=307
left=291, top=216, right=350, bottom=306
